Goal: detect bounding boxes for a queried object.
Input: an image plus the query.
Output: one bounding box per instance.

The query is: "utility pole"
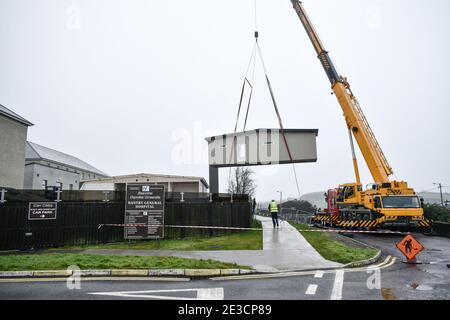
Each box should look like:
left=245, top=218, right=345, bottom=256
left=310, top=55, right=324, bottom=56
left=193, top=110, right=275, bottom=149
left=433, top=183, right=444, bottom=207
left=277, top=190, right=282, bottom=207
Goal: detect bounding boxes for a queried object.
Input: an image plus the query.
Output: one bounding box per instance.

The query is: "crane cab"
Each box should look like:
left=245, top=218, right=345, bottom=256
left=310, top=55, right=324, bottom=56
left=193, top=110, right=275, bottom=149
left=336, top=183, right=362, bottom=206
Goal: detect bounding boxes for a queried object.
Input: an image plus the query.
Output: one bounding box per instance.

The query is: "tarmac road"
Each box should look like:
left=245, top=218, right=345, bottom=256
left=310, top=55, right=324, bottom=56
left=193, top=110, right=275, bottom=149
left=0, top=234, right=449, bottom=300
left=351, top=232, right=450, bottom=300
left=0, top=263, right=387, bottom=300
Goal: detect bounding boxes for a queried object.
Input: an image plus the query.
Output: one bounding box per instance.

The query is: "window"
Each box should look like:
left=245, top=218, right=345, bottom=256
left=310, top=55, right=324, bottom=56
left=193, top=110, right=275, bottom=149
left=344, top=186, right=354, bottom=198
left=382, top=196, right=421, bottom=209
left=42, top=180, right=48, bottom=190
left=57, top=182, right=63, bottom=191
left=69, top=184, right=73, bottom=191
left=374, top=197, right=382, bottom=209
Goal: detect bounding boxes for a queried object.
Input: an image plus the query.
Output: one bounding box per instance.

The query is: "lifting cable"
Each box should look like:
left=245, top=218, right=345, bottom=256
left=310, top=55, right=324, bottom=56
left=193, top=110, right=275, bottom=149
left=229, top=0, right=302, bottom=199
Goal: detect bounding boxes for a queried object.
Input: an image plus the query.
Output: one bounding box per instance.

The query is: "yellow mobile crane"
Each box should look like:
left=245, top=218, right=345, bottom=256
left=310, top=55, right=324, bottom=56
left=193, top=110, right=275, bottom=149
left=289, top=1, right=431, bottom=229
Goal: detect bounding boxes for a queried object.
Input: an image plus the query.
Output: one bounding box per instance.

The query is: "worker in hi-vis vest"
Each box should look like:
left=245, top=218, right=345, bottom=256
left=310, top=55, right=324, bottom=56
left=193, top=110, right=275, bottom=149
left=268, top=200, right=280, bottom=228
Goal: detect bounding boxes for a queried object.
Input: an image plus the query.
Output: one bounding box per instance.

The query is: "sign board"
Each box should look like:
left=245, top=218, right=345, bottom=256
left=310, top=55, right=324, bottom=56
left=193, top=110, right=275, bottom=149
left=28, top=202, right=58, bottom=220
left=396, top=234, right=424, bottom=261
left=124, top=184, right=165, bottom=240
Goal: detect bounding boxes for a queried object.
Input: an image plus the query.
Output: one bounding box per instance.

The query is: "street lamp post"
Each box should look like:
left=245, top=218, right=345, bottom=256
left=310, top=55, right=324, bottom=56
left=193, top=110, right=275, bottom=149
left=276, top=191, right=282, bottom=207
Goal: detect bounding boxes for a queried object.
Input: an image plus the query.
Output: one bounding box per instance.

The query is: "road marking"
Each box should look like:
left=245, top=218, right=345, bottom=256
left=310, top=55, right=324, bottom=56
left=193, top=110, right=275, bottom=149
left=211, top=256, right=394, bottom=281
left=381, top=257, right=396, bottom=269
left=305, top=284, right=318, bottom=295
left=197, top=288, right=224, bottom=300
left=314, top=271, right=324, bottom=278
left=330, top=270, right=344, bottom=300
left=89, top=288, right=224, bottom=300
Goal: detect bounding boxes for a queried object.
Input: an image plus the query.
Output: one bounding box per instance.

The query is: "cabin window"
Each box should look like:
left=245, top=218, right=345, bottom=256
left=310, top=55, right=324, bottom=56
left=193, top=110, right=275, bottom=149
left=374, top=197, right=382, bottom=208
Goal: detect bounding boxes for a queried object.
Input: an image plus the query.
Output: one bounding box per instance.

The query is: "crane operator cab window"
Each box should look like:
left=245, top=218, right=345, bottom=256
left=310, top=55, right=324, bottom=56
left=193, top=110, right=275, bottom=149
left=343, top=186, right=355, bottom=200
left=344, top=187, right=355, bottom=199
left=374, top=196, right=382, bottom=209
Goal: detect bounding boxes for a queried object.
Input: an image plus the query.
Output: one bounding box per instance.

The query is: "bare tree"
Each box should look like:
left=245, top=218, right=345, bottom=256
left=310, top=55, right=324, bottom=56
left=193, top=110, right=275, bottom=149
left=227, top=167, right=257, bottom=197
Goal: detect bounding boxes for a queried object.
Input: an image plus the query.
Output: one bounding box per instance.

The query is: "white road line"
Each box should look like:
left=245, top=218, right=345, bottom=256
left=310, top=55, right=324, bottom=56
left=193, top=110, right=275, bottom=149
left=330, top=270, right=345, bottom=300
left=305, top=284, right=318, bottom=295
left=197, top=288, right=224, bottom=300
left=89, top=288, right=224, bottom=300
left=314, top=271, right=324, bottom=278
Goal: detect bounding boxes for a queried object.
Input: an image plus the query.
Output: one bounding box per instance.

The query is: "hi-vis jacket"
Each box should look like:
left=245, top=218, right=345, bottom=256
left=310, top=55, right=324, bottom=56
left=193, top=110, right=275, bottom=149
left=269, top=201, right=279, bottom=213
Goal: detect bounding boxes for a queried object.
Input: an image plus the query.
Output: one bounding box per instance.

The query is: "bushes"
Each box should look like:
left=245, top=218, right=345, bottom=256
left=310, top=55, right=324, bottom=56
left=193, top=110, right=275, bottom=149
left=424, top=204, right=450, bottom=223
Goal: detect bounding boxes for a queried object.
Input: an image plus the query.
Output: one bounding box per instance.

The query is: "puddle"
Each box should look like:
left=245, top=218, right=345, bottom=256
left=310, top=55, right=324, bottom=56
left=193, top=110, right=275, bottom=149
left=416, top=285, right=434, bottom=291
left=411, top=283, right=434, bottom=291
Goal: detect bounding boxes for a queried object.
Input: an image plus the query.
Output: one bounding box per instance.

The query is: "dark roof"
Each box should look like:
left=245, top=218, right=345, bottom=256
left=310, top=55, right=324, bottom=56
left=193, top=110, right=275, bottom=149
left=25, top=141, right=108, bottom=177
left=0, top=104, right=33, bottom=126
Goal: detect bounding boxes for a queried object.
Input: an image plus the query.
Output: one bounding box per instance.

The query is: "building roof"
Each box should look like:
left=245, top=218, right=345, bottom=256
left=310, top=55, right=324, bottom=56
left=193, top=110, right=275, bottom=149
left=0, top=104, right=33, bottom=126
left=25, top=141, right=108, bottom=177
left=82, top=173, right=209, bottom=189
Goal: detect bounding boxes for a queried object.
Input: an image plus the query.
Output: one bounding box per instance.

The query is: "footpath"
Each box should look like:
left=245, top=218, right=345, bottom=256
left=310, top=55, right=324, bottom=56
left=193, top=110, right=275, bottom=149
left=83, top=216, right=343, bottom=272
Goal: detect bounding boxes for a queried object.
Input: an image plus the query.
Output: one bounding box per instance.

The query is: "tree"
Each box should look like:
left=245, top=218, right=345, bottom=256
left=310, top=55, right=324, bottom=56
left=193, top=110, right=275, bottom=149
left=227, top=167, right=257, bottom=197
left=424, top=204, right=450, bottom=223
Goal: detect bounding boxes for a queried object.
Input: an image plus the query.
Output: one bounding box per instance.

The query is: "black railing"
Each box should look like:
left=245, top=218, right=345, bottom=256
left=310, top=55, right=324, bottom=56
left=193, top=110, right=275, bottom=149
left=0, top=188, right=250, bottom=203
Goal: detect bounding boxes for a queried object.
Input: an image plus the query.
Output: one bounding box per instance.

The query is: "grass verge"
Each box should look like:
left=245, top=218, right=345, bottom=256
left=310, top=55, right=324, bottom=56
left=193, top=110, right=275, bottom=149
left=0, top=254, right=249, bottom=271
left=291, top=222, right=378, bottom=264
left=52, top=220, right=263, bottom=251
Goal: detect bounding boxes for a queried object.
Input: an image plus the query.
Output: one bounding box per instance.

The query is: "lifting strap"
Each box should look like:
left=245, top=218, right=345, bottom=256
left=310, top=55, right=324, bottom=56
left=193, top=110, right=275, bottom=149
left=229, top=1, right=302, bottom=199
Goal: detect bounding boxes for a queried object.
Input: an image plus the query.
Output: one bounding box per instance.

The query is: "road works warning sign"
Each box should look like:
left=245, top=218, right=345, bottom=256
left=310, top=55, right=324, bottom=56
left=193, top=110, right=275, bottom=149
left=396, top=234, right=424, bottom=261
left=124, top=184, right=165, bottom=240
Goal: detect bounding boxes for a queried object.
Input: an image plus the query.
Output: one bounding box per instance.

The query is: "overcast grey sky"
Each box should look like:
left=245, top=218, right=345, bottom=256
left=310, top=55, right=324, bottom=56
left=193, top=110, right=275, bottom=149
left=1, top=0, right=449, bottom=201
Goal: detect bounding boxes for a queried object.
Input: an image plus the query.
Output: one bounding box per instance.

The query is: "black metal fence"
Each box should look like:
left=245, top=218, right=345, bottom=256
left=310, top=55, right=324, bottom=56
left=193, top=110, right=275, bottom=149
left=433, top=222, right=450, bottom=238
left=258, top=209, right=313, bottom=225
left=0, top=189, right=251, bottom=203
left=0, top=190, right=252, bottom=250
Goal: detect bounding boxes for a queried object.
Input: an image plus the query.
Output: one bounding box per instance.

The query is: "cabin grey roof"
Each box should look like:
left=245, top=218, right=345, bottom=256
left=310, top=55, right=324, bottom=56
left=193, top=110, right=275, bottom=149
left=0, top=104, right=33, bottom=126
left=25, top=141, right=108, bottom=177
left=205, top=128, right=319, bottom=141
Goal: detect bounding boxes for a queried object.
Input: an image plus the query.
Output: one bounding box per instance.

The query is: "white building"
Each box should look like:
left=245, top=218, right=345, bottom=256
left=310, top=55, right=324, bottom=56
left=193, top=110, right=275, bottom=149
left=80, top=173, right=209, bottom=193
left=24, top=141, right=108, bottom=190
left=0, top=104, right=33, bottom=189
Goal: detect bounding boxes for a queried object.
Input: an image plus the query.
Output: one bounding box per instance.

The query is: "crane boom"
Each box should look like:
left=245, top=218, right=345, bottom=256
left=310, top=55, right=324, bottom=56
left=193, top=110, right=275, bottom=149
left=290, top=0, right=393, bottom=184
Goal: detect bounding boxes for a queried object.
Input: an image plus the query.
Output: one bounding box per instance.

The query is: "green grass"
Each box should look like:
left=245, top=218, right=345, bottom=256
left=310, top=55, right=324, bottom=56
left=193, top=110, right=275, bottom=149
left=291, top=223, right=378, bottom=264
left=0, top=254, right=250, bottom=271
left=52, top=220, right=263, bottom=251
